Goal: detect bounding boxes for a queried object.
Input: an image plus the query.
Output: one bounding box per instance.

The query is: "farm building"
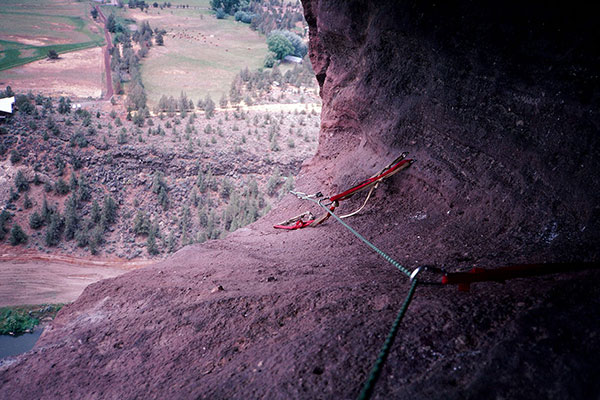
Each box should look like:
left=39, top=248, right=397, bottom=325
left=0, top=96, right=15, bottom=119
left=283, top=55, right=303, bottom=64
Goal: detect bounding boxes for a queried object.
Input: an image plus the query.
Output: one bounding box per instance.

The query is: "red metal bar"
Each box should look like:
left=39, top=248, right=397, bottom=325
left=442, top=262, right=600, bottom=291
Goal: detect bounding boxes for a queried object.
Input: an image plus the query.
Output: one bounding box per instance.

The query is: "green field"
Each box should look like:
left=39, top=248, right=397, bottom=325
left=132, top=1, right=268, bottom=105
left=0, top=0, right=104, bottom=71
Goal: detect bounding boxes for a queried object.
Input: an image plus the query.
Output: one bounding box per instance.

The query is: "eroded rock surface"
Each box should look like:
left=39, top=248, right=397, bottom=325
left=1, top=1, right=599, bottom=399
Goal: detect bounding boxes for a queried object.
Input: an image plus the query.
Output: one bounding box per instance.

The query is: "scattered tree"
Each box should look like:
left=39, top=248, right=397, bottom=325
left=264, top=52, right=276, bottom=68
left=0, top=210, right=12, bottom=241
left=204, top=95, right=215, bottom=119
left=29, top=211, right=44, bottom=230
left=101, top=196, right=118, bottom=228
left=9, top=224, right=28, bottom=246
left=9, top=150, right=21, bottom=164
left=15, top=170, right=29, bottom=192
left=47, top=50, right=59, bottom=60
left=133, top=211, right=151, bottom=236
left=155, top=32, right=164, bottom=46
left=23, top=193, right=33, bottom=209
left=267, top=33, right=294, bottom=60
left=45, top=212, right=64, bottom=246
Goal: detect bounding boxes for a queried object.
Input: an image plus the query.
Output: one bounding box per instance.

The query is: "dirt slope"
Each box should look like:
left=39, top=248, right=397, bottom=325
left=1, top=0, right=599, bottom=399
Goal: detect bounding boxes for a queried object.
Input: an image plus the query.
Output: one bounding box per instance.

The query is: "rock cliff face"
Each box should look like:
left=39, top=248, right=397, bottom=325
left=1, top=1, right=599, bottom=399
left=301, top=0, right=599, bottom=265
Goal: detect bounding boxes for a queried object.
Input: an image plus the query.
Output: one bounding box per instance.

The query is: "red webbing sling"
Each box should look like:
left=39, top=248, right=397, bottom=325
left=273, top=153, right=414, bottom=230
left=330, top=158, right=413, bottom=202
left=273, top=219, right=315, bottom=230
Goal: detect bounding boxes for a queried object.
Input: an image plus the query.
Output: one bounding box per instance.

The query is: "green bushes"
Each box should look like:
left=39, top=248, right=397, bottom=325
left=0, top=308, right=37, bottom=335
left=152, top=172, right=169, bottom=210
left=14, top=170, right=29, bottom=192
left=0, top=304, right=64, bottom=335
left=37, top=194, right=116, bottom=250
left=54, top=178, right=70, bottom=195
left=0, top=210, right=12, bottom=241
left=133, top=211, right=151, bottom=235
left=45, top=212, right=64, bottom=247
left=9, top=150, right=21, bottom=164
left=29, top=211, right=44, bottom=230
left=221, top=180, right=265, bottom=233
left=234, top=10, right=255, bottom=23
left=266, top=168, right=281, bottom=196
left=267, top=33, right=294, bottom=60
left=9, top=224, right=28, bottom=246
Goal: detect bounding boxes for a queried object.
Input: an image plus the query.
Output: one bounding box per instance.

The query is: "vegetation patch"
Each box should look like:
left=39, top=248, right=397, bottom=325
left=0, top=304, right=65, bottom=336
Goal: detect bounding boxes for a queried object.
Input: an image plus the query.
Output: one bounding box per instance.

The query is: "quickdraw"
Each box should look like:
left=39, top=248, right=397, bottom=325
left=274, top=152, right=415, bottom=230
left=441, top=261, right=600, bottom=291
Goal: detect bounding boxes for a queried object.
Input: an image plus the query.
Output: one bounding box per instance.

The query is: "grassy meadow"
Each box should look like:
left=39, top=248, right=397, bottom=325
left=0, top=0, right=104, bottom=71
left=129, top=1, right=268, bottom=106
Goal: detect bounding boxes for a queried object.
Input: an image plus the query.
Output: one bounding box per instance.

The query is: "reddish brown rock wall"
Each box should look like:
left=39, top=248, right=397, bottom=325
left=301, top=0, right=599, bottom=265
left=1, top=1, right=599, bottom=399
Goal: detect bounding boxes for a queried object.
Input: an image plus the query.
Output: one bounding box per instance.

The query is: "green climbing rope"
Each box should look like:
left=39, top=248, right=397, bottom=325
left=303, top=196, right=412, bottom=278
left=299, top=194, right=419, bottom=400
left=357, top=278, right=418, bottom=400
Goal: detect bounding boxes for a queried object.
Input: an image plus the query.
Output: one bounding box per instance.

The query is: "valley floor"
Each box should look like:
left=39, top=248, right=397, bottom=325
left=0, top=246, right=152, bottom=306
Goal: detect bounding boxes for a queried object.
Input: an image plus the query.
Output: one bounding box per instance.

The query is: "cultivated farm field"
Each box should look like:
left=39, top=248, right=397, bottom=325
left=0, top=0, right=104, bottom=71
left=0, top=46, right=104, bottom=99
left=126, top=1, right=268, bottom=106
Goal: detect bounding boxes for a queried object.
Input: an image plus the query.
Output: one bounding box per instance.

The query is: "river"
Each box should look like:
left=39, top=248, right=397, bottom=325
left=0, top=329, right=43, bottom=359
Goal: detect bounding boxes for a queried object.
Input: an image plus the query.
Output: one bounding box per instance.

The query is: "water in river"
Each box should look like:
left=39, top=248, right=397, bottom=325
left=0, top=329, right=43, bottom=359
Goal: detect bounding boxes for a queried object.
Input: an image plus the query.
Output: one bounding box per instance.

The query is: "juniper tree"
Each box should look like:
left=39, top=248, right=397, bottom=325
left=101, top=196, right=117, bottom=228
left=204, top=95, right=215, bottom=119
left=54, top=178, right=70, bottom=195
left=29, top=211, right=44, bottom=230
left=77, top=176, right=91, bottom=202
left=10, top=150, right=21, bottom=164
left=9, top=224, right=28, bottom=246
left=188, top=188, right=198, bottom=208
left=133, top=211, right=151, bottom=236
left=266, top=168, right=281, bottom=196
left=69, top=173, right=78, bottom=192
left=63, top=194, right=79, bottom=241
left=45, top=212, right=64, bottom=246
left=88, top=226, right=104, bottom=255
left=0, top=210, right=12, bottom=241
left=23, top=193, right=33, bottom=209
left=220, top=178, right=233, bottom=199
left=90, top=200, right=101, bottom=224
left=75, top=228, right=88, bottom=248
left=158, top=186, right=169, bottom=210
left=151, top=172, right=166, bottom=193
left=9, top=187, right=19, bottom=202
left=147, top=222, right=160, bottom=255
left=180, top=205, right=191, bottom=242
left=41, top=197, right=53, bottom=224
left=15, top=170, right=29, bottom=192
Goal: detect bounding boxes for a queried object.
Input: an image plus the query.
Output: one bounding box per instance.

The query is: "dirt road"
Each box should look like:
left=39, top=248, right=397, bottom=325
left=95, top=5, right=114, bottom=100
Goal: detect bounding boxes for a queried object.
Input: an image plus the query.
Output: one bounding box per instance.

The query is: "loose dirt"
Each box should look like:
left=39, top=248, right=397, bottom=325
left=0, top=246, right=153, bottom=307
left=0, top=47, right=103, bottom=99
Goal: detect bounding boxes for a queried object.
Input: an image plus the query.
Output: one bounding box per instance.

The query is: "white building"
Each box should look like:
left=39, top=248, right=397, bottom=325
left=0, top=96, right=15, bottom=119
